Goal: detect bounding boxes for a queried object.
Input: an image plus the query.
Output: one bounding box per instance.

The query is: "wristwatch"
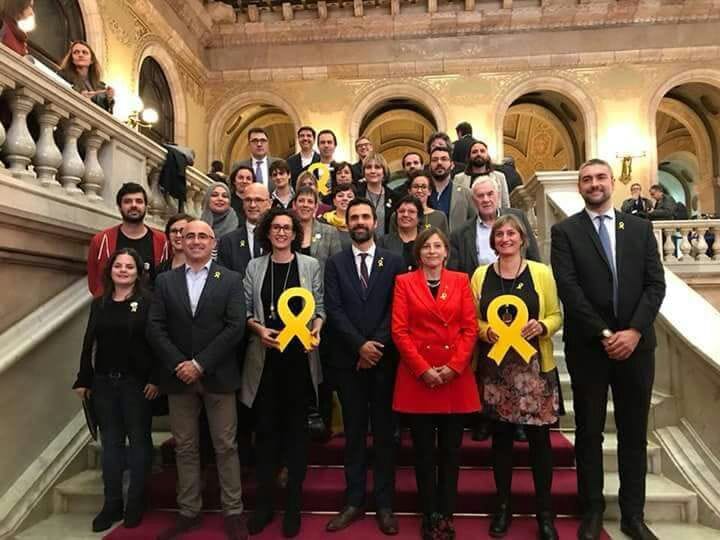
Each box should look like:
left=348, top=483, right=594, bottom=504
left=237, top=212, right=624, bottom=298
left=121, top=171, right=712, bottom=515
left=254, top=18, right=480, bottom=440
left=601, top=328, right=613, bottom=339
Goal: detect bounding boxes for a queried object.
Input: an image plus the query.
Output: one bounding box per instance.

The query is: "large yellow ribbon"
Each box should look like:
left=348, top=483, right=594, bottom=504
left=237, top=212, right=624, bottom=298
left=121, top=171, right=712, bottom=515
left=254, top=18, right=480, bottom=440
left=486, top=294, right=537, bottom=365
left=276, top=287, right=318, bottom=352
left=307, top=163, right=331, bottom=196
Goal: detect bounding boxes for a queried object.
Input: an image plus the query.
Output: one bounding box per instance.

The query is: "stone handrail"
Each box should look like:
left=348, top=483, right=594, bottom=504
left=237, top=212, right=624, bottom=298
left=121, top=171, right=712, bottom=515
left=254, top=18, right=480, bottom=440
left=652, top=219, right=720, bottom=266
left=0, top=46, right=211, bottom=223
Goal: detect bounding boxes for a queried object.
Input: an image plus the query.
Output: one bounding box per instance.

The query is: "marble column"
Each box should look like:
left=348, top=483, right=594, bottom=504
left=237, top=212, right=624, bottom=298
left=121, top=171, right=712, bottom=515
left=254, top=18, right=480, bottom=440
left=33, top=104, right=68, bottom=189
left=147, top=163, right=168, bottom=218
left=81, top=129, right=109, bottom=202
left=3, top=88, right=42, bottom=182
left=58, top=117, right=91, bottom=196
left=0, top=75, right=16, bottom=167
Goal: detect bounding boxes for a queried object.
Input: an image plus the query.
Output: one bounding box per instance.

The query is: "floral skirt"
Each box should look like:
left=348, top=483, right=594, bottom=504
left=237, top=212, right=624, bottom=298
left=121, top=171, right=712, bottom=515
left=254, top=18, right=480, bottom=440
left=479, top=351, right=561, bottom=426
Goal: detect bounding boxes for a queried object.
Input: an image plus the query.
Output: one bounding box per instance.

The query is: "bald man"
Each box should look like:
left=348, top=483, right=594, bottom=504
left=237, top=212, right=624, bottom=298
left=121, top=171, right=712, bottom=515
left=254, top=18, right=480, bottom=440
left=218, top=183, right=271, bottom=276
left=148, top=219, right=248, bottom=540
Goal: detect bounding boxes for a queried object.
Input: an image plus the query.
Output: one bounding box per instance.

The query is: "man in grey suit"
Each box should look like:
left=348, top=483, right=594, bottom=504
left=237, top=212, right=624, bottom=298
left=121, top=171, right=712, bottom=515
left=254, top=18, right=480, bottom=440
left=235, top=127, right=281, bottom=193
left=147, top=220, right=247, bottom=540
left=427, top=146, right=476, bottom=232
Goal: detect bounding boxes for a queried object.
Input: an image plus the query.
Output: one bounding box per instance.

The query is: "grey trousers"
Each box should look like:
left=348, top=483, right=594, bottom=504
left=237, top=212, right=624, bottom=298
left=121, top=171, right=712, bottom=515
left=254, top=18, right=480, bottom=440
left=168, top=391, right=243, bottom=517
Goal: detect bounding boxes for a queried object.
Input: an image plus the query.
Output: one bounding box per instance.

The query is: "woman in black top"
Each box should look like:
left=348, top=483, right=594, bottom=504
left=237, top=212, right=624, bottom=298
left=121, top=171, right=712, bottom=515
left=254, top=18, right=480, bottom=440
left=72, top=248, right=159, bottom=532
left=377, top=195, right=422, bottom=272
left=156, top=213, right=193, bottom=275
left=57, top=41, right=115, bottom=113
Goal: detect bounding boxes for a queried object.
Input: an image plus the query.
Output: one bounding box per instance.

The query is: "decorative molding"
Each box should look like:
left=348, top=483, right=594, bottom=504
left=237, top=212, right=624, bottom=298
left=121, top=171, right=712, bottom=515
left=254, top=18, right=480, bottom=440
left=0, top=412, right=90, bottom=538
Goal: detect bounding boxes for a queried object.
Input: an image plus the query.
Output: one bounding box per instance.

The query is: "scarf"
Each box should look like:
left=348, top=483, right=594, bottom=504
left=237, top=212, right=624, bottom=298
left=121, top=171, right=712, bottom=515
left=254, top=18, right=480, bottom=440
left=201, top=182, right=239, bottom=239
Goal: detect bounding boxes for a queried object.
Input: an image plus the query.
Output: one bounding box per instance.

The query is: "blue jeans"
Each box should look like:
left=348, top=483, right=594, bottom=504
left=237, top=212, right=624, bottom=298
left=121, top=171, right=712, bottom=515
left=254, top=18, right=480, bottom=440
left=92, top=375, right=153, bottom=506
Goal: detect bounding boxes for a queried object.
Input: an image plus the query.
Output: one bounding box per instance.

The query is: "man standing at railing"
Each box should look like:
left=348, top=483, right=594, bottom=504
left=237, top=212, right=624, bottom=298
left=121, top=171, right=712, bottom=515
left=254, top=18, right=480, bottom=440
left=621, top=183, right=653, bottom=218
left=87, top=183, right=168, bottom=296
left=551, top=159, right=666, bottom=540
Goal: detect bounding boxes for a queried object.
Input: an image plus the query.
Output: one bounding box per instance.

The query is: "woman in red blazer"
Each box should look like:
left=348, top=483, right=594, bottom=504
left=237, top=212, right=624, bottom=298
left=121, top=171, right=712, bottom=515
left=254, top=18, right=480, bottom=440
left=392, top=227, right=480, bottom=540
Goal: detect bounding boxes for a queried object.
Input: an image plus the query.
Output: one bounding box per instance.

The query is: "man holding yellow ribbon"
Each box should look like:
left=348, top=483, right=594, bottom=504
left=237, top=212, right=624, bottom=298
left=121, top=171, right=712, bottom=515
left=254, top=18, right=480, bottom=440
left=241, top=207, right=324, bottom=538
left=470, top=214, right=563, bottom=540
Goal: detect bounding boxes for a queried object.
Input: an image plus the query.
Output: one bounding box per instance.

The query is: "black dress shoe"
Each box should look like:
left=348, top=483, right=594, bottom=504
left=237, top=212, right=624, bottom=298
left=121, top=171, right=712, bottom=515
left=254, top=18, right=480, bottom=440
left=420, top=513, right=438, bottom=540
left=620, top=517, right=658, bottom=540
left=92, top=502, right=124, bottom=532
left=282, top=509, right=301, bottom=538
left=123, top=500, right=145, bottom=529
left=156, top=514, right=203, bottom=540
left=376, top=509, right=399, bottom=535
left=513, top=424, right=528, bottom=442
left=248, top=507, right=274, bottom=535
left=472, top=421, right=492, bottom=441
left=537, top=512, right=558, bottom=540
left=577, top=512, right=603, bottom=540
left=224, top=514, right=249, bottom=540
left=326, top=505, right=365, bottom=532
left=489, top=503, right=512, bottom=537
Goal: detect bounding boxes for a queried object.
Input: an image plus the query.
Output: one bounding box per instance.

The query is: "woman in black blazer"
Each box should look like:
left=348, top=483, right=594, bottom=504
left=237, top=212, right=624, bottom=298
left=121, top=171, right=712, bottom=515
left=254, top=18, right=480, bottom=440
left=377, top=194, right=423, bottom=272
left=72, top=248, right=159, bottom=532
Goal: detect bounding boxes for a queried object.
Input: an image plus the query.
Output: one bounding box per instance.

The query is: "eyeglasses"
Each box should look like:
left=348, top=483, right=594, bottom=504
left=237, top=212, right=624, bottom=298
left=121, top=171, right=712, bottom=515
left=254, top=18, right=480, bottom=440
left=271, top=224, right=293, bottom=233
left=411, top=184, right=429, bottom=191
left=184, top=232, right=214, bottom=241
left=250, top=138, right=268, bottom=144
left=169, top=227, right=184, bottom=235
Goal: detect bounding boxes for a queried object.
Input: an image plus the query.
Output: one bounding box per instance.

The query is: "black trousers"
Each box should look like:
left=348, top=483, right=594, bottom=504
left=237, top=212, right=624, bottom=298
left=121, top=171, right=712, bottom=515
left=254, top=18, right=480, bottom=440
left=566, top=346, right=654, bottom=519
left=253, top=351, right=312, bottom=511
left=492, top=421, right=553, bottom=514
left=327, top=361, right=396, bottom=510
left=407, top=413, right=465, bottom=516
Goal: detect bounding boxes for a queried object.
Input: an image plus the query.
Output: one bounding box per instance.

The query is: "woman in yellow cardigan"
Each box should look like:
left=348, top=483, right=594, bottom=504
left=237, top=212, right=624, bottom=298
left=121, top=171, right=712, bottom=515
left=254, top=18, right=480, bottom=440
left=470, top=214, right=562, bottom=540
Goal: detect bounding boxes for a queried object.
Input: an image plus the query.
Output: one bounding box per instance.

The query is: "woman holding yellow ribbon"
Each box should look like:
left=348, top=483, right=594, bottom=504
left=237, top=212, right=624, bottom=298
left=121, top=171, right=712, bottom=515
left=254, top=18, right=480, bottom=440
left=470, top=214, right=562, bottom=540
left=241, top=207, right=324, bottom=538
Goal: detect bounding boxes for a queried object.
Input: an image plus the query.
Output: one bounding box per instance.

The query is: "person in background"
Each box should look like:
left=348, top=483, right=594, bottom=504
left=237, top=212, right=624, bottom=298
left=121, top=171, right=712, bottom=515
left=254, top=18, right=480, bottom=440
left=156, top=214, right=193, bottom=275
left=401, top=152, right=424, bottom=179
left=427, top=147, right=476, bottom=232
left=201, top=181, right=240, bottom=242
left=87, top=183, right=168, bottom=297
left=496, top=156, right=523, bottom=197
left=621, top=183, right=653, bottom=218
left=321, top=183, right=355, bottom=249
left=452, top=121, right=475, bottom=165
left=207, top=160, right=227, bottom=183
left=390, top=171, right=449, bottom=236
left=392, top=227, right=479, bottom=540
left=355, top=152, right=399, bottom=236
left=378, top=195, right=423, bottom=272
left=58, top=40, right=114, bottom=113
left=0, top=0, right=33, bottom=56
left=269, top=160, right=295, bottom=209
left=648, top=184, right=677, bottom=220
left=317, top=129, right=338, bottom=166
left=229, top=165, right=255, bottom=221
left=351, top=137, right=374, bottom=181
left=236, top=127, right=281, bottom=192
left=454, top=141, right=510, bottom=208
left=73, top=248, right=158, bottom=532
left=472, top=214, right=563, bottom=540
left=241, top=207, right=324, bottom=538
left=295, top=170, right=332, bottom=217
left=287, top=126, right=321, bottom=183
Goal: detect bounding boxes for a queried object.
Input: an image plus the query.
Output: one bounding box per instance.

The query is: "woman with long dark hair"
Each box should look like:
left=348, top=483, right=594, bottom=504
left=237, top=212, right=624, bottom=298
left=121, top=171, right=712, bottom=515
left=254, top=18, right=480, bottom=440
left=72, top=248, right=159, bottom=532
left=58, top=40, right=115, bottom=113
left=156, top=213, right=193, bottom=274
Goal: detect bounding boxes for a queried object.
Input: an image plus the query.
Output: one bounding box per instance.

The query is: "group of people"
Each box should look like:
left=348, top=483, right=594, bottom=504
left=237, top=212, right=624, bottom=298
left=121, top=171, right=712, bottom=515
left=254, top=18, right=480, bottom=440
left=74, top=118, right=665, bottom=540
left=621, top=182, right=688, bottom=220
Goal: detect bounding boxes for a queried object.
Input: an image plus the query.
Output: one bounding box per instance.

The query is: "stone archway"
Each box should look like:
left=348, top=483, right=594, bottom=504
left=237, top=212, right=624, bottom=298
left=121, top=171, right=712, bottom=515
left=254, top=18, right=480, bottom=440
left=76, top=0, right=106, bottom=66
left=135, top=40, right=188, bottom=146
left=494, top=76, right=598, bottom=163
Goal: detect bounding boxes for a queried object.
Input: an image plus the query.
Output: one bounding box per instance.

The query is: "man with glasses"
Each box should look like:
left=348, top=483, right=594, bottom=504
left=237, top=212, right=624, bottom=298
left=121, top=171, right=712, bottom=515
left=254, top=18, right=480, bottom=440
left=351, top=136, right=374, bottom=181
left=427, top=147, right=476, bottom=232
left=236, top=127, right=281, bottom=192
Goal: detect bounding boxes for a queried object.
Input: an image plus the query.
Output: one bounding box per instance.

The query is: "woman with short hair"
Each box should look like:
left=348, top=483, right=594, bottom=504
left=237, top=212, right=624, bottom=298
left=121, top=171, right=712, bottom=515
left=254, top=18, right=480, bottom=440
left=377, top=194, right=423, bottom=272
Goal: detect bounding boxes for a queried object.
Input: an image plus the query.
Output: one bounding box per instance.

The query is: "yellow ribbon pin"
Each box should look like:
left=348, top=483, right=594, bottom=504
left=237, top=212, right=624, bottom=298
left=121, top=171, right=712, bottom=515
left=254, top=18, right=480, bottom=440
left=307, top=163, right=331, bottom=196
left=487, top=294, right=537, bottom=365
left=276, top=287, right=318, bottom=352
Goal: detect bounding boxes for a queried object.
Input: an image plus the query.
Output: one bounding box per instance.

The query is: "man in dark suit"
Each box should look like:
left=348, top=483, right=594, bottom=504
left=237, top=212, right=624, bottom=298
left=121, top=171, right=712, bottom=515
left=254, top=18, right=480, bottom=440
left=452, top=121, right=475, bottom=165
left=287, top=125, right=321, bottom=184
left=234, top=127, right=281, bottom=193
left=324, top=198, right=404, bottom=535
left=551, top=159, right=665, bottom=540
left=147, top=220, right=248, bottom=540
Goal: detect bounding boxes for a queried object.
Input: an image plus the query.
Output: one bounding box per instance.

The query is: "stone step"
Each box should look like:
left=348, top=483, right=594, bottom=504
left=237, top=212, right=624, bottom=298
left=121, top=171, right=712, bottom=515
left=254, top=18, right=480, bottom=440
left=560, top=399, right=617, bottom=432
left=562, top=432, right=662, bottom=474
left=52, top=468, right=697, bottom=523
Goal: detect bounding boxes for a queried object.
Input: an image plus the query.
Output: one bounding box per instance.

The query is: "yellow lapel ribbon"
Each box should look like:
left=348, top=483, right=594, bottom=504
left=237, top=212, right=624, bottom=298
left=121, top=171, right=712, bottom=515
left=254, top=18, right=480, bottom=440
left=307, top=163, right=331, bottom=195
left=487, top=294, right=537, bottom=365
left=276, top=287, right=318, bottom=352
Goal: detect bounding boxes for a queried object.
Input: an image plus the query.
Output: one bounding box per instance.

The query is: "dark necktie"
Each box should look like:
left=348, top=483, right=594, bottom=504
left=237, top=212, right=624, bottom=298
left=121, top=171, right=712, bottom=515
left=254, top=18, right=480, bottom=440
left=596, top=215, right=618, bottom=315
left=252, top=236, right=262, bottom=258
left=359, top=253, right=369, bottom=289
left=255, top=160, right=263, bottom=185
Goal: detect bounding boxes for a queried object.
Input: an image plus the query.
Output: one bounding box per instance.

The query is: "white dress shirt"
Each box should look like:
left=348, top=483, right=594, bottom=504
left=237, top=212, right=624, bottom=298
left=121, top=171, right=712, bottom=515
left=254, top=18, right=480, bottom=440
left=185, top=259, right=213, bottom=373
left=475, top=217, right=498, bottom=265
left=351, top=243, right=376, bottom=283
left=246, top=221, right=258, bottom=257
left=253, top=156, right=269, bottom=188
left=585, top=207, right=617, bottom=268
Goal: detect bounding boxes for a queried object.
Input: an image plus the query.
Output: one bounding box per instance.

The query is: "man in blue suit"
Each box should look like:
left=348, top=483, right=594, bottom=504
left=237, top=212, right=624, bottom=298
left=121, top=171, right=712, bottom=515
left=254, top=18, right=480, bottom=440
left=324, top=198, right=404, bottom=535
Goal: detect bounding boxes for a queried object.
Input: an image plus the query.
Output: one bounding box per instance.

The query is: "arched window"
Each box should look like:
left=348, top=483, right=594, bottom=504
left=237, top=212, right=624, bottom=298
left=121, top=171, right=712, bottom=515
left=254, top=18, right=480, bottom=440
left=29, top=0, right=86, bottom=67
left=139, top=57, right=175, bottom=145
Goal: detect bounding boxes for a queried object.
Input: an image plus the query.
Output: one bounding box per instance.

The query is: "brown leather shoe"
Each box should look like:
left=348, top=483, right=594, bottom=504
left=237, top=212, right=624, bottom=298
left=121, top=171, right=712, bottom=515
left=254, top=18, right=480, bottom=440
left=325, top=506, right=365, bottom=532
left=224, top=513, right=249, bottom=540
left=156, top=514, right=202, bottom=540
left=376, top=509, right=399, bottom=535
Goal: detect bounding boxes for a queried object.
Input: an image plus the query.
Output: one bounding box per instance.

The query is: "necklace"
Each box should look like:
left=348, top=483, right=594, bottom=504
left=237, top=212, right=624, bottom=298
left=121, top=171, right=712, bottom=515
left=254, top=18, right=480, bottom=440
left=497, top=257, right=524, bottom=324
left=269, top=257, right=292, bottom=320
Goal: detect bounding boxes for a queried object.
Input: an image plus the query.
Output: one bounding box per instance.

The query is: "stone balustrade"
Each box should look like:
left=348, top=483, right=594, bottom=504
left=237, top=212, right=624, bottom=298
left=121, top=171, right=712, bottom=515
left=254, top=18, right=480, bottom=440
left=653, top=220, right=720, bottom=267
left=0, top=47, right=211, bottom=224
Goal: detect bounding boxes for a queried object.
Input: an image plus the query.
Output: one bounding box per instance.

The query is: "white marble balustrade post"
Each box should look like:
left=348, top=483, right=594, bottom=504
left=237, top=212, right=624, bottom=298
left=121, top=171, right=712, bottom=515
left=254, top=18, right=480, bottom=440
left=81, top=129, right=109, bottom=202
left=192, top=187, right=205, bottom=218
left=147, top=163, right=169, bottom=219
left=58, top=116, right=91, bottom=196
left=0, top=74, right=16, bottom=166
left=663, top=226, right=677, bottom=262
left=34, top=104, right=68, bottom=189
left=3, top=87, right=42, bottom=182
left=712, top=227, right=720, bottom=261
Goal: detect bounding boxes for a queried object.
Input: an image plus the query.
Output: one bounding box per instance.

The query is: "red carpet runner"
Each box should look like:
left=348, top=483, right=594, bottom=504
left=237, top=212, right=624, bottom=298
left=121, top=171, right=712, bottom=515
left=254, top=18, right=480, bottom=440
left=105, top=431, right=611, bottom=538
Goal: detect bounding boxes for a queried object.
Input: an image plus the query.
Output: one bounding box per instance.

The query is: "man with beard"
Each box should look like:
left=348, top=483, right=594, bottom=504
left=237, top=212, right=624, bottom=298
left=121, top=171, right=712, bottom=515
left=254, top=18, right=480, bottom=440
left=427, top=147, right=476, bottom=232
left=87, top=182, right=168, bottom=296
left=551, top=159, right=665, bottom=540
left=324, top=198, right=404, bottom=535
left=351, top=136, right=373, bottom=181
left=426, top=132, right=464, bottom=176
left=287, top=126, right=321, bottom=184
left=454, top=141, right=510, bottom=208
